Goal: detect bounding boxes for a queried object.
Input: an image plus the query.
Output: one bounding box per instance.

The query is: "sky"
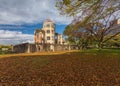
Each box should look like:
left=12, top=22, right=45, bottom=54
left=0, top=0, right=72, bottom=45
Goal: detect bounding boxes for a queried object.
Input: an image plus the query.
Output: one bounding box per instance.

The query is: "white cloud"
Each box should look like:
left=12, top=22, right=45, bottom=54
left=0, top=30, right=34, bottom=45
left=0, top=0, right=72, bottom=45
left=0, top=0, right=72, bottom=25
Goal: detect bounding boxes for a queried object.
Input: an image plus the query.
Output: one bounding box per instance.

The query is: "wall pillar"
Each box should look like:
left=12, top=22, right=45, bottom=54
left=27, top=43, right=30, bottom=53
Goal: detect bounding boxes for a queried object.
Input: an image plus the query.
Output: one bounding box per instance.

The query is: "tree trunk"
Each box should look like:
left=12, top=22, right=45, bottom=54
left=97, top=42, right=103, bottom=50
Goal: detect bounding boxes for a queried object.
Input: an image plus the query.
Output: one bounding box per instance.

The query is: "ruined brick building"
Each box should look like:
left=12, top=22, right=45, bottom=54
left=34, top=19, right=65, bottom=52
left=34, top=19, right=64, bottom=44
left=13, top=19, right=78, bottom=53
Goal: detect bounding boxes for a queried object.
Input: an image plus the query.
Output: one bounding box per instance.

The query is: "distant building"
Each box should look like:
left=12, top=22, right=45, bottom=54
left=34, top=19, right=64, bottom=45
left=111, top=19, right=120, bottom=25
left=117, top=19, right=120, bottom=24
left=2, top=48, right=9, bottom=51
left=55, top=33, right=64, bottom=44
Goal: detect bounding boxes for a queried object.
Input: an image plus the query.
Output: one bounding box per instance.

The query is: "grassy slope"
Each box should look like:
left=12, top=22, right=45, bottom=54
left=0, top=50, right=120, bottom=85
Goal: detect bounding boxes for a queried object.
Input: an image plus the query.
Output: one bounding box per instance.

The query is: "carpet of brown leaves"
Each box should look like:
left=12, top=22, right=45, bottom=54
left=0, top=52, right=120, bottom=86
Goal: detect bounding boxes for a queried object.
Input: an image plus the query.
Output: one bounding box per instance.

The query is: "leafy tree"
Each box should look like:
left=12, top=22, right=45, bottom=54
left=56, top=0, right=120, bottom=17
left=64, top=24, right=92, bottom=49
left=105, top=34, right=120, bottom=48
left=56, top=0, right=120, bottom=49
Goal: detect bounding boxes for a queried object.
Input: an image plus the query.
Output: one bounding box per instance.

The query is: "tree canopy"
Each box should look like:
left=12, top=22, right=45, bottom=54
left=56, top=0, right=120, bottom=49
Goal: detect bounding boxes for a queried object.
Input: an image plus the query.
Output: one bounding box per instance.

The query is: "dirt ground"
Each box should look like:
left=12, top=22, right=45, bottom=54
left=0, top=51, right=120, bottom=86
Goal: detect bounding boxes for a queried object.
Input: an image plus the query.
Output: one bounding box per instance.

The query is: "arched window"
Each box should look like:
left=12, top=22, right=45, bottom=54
left=46, top=30, right=50, bottom=34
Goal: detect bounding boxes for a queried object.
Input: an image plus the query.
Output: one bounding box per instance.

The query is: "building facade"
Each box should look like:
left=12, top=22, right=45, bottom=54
left=34, top=19, right=65, bottom=51
left=42, top=19, right=55, bottom=44
left=34, top=29, right=45, bottom=44
left=34, top=19, right=64, bottom=45
left=55, top=33, right=63, bottom=44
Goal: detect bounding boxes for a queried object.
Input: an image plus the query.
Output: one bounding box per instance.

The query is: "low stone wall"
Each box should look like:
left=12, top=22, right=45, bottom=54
left=13, top=43, right=30, bottom=53
left=13, top=43, right=78, bottom=53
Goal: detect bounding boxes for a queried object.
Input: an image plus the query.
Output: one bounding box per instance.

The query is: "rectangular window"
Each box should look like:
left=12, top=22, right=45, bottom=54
left=47, top=36, right=50, bottom=40
left=46, top=30, right=50, bottom=34
left=46, top=24, right=50, bottom=28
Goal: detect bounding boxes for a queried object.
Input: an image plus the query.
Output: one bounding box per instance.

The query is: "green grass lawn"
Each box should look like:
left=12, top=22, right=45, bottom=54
left=0, top=50, right=120, bottom=85
left=81, top=48, right=120, bottom=53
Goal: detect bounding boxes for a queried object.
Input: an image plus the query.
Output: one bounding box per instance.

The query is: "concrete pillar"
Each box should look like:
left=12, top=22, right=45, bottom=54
left=36, top=44, right=39, bottom=52
left=27, top=43, right=30, bottom=53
